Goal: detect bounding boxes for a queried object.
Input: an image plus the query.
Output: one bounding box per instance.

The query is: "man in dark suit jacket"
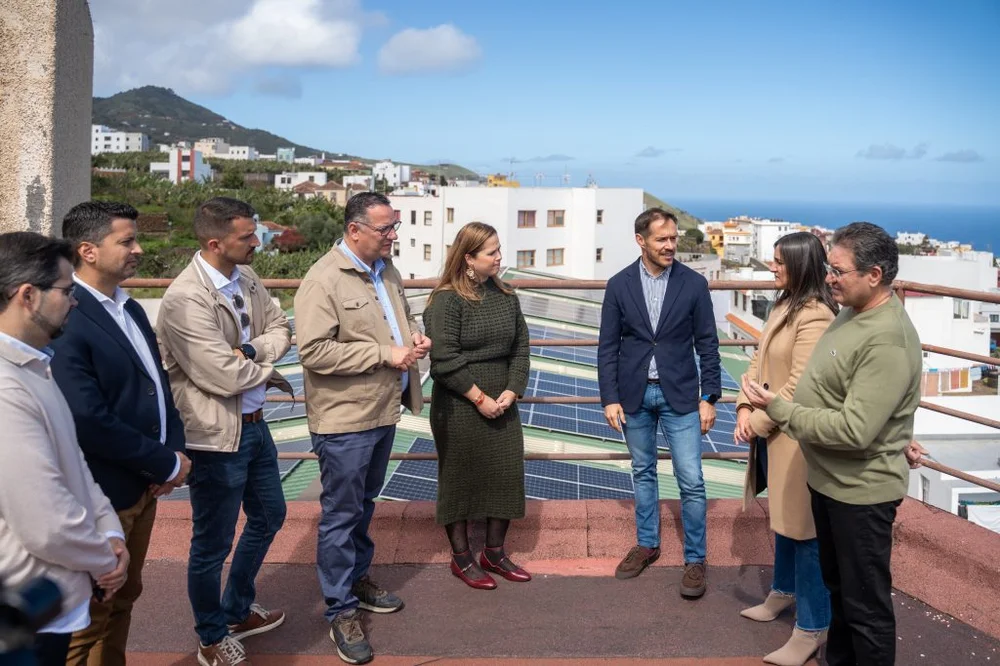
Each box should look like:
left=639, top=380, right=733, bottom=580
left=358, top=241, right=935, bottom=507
left=50, top=201, right=190, bottom=666
left=598, top=208, right=721, bottom=597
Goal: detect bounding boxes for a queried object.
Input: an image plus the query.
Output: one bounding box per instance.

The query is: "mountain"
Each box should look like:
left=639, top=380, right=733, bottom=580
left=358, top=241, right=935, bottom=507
left=92, top=86, right=478, bottom=179
left=643, top=192, right=702, bottom=230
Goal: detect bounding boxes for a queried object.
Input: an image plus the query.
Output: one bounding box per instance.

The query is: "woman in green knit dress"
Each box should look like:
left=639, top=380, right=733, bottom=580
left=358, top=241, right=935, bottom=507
left=422, top=222, right=531, bottom=590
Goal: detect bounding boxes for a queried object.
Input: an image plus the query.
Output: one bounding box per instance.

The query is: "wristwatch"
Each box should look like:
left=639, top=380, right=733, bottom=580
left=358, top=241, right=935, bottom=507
left=700, top=393, right=719, bottom=405
left=240, top=344, right=257, bottom=361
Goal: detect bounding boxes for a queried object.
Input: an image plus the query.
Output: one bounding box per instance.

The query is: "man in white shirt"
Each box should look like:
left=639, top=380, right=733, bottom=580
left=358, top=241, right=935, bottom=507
left=0, top=231, right=128, bottom=666
left=157, top=197, right=292, bottom=666
left=50, top=201, right=192, bottom=665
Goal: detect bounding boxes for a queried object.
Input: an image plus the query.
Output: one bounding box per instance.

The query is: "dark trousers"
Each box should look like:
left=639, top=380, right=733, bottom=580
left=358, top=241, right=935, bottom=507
left=810, top=487, right=900, bottom=666
left=33, top=632, right=71, bottom=666
left=312, top=425, right=395, bottom=621
left=187, top=421, right=287, bottom=645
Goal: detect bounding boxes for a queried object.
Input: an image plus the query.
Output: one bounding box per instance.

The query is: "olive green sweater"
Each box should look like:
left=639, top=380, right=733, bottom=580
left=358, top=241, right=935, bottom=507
left=766, top=294, right=922, bottom=505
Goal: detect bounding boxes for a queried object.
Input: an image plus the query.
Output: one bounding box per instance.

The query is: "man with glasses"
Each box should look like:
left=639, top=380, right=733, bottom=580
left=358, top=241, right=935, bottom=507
left=0, top=232, right=127, bottom=666
left=741, top=222, right=926, bottom=666
left=295, top=192, right=430, bottom=665
left=158, top=197, right=293, bottom=666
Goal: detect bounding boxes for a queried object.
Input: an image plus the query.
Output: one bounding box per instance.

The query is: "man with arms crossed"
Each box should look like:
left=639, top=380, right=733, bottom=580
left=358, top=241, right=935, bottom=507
left=598, top=208, right=721, bottom=597
left=158, top=197, right=292, bottom=666
left=742, top=222, right=925, bottom=666
left=295, top=192, right=430, bottom=664
left=0, top=232, right=127, bottom=666
left=51, top=201, right=190, bottom=666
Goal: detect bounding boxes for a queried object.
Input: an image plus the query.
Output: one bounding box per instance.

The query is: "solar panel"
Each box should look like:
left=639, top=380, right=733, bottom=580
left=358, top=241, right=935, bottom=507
left=379, top=437, right=635, bottom=501
left=528, top=325, right=599, bottom=366
left=518, top=293, right=603, bottom=328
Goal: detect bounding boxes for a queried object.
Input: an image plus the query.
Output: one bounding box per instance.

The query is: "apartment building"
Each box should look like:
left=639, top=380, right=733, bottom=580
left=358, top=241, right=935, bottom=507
left=274, top=171, right=327, bottom=191
left=148, top=149, right=212, bottom=185
left=386, top=186, right=644, bottom=280
left=373, top=161, right=411, bottom=188
left=91, top=124, right=150, bottom=154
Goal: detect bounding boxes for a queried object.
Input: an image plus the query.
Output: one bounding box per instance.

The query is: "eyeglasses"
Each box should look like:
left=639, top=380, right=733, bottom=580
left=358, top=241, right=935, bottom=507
left=824, top=263, right=863, bottom=279
left=232, top=293, right=251, bottom=328
left=360, top=220, right=402, bottom=237
left=40, top=283, right=77, bottom=298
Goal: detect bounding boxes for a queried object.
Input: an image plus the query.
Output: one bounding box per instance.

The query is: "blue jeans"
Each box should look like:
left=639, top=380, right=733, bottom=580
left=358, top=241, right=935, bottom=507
left=623, top=383, right=706, bottom=563
left=313, top=425, right=395, bottom=621
left=187, top=421, right=287, bottom=645
left=773, top=533, right=832, bottom=631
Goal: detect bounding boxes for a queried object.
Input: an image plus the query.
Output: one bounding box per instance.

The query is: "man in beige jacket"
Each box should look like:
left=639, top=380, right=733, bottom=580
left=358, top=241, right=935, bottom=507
left=295, top=192, right=429, bottom=665
left=157, top=198, right=292, bottom=666
left=0, top=232, right=127, bottom=666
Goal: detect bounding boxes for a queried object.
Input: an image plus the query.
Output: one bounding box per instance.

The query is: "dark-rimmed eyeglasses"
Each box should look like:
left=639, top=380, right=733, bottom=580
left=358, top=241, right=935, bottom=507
left=232, top=293, right=250, bottom=328
left=39, top=283, right=77, bottom=298
left=824, top=262, right=863, bottom=279
left=360, top=220, right=402, bottom=237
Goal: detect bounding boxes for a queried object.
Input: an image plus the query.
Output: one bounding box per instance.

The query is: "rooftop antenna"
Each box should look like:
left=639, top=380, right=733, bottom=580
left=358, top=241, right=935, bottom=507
left=585, top=173, right=597, bottom=188
left=561, top=167, right=571, bottom=187
left=534, top=171, right=545, bottom=187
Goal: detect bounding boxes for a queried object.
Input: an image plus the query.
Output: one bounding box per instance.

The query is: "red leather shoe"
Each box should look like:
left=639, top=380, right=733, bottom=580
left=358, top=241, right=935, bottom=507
left=480, top=549, right=532, bottom=582
left=450, top=555, right=497, bottom=590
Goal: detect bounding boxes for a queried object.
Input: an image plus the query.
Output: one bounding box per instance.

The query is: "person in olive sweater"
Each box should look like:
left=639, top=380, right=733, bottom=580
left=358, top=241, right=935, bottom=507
left=742, top=222, right=927, bottom=666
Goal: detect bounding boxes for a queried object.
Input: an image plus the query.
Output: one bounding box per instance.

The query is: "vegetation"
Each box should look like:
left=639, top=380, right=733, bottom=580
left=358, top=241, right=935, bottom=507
left=642, top=192, right=703, bottom=231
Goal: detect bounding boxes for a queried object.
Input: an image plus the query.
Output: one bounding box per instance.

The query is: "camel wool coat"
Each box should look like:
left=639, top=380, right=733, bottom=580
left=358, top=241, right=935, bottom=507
left=737, top=299, right=835, bottom=540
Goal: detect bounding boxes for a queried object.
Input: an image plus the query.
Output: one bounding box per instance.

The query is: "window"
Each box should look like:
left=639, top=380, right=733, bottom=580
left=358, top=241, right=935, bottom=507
left=596, top=248, right=604, bottom=262
left=393, top=209, right=401, bottom=221
left=990, top=314, right=1000, bottom=323
left=516, top=250, right=535, bottom=268
left=308, top=175, right=315, bottom=182
left=732, top=292, right=738, bottom=306
left=517, top=210, right=536, bottom=228
left=953, top=299, right=970, bottom=319
left=741, top=294, right=748, bottom=311
left=447, top=208, right=455, bottom=223
left=424, top=211, right=432, bottom=225
left=423, top=244, right=432, bottom=261
left=920, top=475, right=930, bottom=502
left=410, top=210, right=417, bottom=225
left=409, top=273, right=415, bottom=279
left=546, top=248, right=565, bottom=266
left=410, top=238, right=416, bottom=248
left=547, top=210, right=565, bottom=227
left=392, top=242, right=400, bottom=257
left=596, top=209, right=604, bottom=224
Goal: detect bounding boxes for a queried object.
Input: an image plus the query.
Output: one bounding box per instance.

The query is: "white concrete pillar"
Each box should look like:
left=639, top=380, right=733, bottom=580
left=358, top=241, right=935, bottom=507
left=0, top=1, right=94, bottom=236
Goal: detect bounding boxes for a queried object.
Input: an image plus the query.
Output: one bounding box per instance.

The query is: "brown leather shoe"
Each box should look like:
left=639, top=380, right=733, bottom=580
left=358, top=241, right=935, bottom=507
left=228, top=603, right=285, bottom=641
left=680, top=562, right=707, bottom=599
left=615, top=545, right=660, bottom=579
left=198, top=635, right=249, bottom=666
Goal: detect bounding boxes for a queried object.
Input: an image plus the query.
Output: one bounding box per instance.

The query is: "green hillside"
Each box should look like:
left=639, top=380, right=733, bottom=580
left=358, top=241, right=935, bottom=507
left=643, top=192, right=702, bottom=230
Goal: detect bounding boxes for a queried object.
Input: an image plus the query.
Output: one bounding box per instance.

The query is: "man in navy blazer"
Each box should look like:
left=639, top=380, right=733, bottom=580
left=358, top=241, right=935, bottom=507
left=598, top=208, right=721, bottom=597
left=50, top=201, right=190, bottom=665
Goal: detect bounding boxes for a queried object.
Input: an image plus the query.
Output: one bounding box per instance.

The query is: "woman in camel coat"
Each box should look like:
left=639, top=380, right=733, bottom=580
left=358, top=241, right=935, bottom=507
left=735, top=232, right=838, bottom=666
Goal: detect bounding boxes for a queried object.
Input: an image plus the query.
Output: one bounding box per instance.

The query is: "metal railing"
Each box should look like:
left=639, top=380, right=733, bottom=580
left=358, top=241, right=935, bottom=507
left=125, top=276, right=1000, bottom=494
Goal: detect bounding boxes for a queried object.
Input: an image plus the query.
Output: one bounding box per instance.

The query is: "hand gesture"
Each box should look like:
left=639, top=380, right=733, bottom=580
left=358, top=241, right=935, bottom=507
left=389, top=345, right=417, bottom=371
left=734, top=407, right=755, bottom=445
left=904, top=440, right=928, bottom=469
left=603, top=403, right=626, bottom=434
left=741, top=376, right=776, bottom=409
left=97, top=537, right=130, bottom=601
left=411, top=331, right=432, bottom=360
left=476, top=394, right=504, bottom=419
left=699, top=400, right=717, bottom=435
left=495, top=390, right=517, bottom=412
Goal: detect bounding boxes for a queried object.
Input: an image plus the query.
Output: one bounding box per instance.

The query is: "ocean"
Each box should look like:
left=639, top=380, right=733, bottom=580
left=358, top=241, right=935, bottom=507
left=672, top=199, right=1000, bottom=254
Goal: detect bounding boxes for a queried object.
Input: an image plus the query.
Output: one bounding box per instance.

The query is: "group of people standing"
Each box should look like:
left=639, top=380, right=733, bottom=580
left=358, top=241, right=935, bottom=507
left=0, top=195, right=924, bottom=666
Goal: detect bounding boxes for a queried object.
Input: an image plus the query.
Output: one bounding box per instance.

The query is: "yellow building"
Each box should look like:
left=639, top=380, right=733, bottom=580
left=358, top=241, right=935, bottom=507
left=487, top=173, right=520, bottom=187
left=705, top=225, right=725, bottom=258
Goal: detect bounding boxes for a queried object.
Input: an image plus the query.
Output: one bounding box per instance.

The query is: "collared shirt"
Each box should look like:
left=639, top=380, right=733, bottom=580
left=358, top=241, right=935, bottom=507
left=195, top=253, right=266, bottom=413
left=338, top=241, right=408, bottom=392
left=639, top=261, right=671, bottom=380
left=0, top=331, right=125, bottom=634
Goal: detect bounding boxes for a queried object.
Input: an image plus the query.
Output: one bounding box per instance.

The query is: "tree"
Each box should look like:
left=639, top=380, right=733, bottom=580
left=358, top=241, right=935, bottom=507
left=294, top=211, right=343, bottom=250
left=438, top=174, right=449, bottom=186
left=685, top=228, right=705, bottom=245
left=220, top=170, right=245, bottom=189
left=273, top=228, right=307, bottom=253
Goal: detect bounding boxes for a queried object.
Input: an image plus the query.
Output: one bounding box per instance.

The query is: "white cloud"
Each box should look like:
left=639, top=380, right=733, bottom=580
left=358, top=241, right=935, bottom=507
left=378, top=24, right=481, bottom=75
left=90, top=0, right=370, bottom=95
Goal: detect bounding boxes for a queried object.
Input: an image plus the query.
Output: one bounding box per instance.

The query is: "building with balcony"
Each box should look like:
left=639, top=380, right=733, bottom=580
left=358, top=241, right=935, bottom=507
left=90, top=124, right=149, bottom=154
left=148, top=148, right=212, bottom=185
left=274, top=171, right=327, bottom=191
left=373, top=160, right=411, bottom=188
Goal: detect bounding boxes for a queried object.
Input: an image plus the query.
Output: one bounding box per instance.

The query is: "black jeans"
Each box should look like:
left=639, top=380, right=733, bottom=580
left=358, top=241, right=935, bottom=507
left=810, top=487, right=901, bottom=666
left=34, top=632, right=71, bottom=666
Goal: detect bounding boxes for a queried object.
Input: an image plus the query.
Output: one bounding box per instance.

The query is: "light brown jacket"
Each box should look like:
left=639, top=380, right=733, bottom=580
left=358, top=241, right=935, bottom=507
left=157, top=254, right=292, bottom=452
left=737, top=299, right=835, bottom=540
left=294, top=244, right=423, bottom=434
left=0, top=336, right=121, bottom=614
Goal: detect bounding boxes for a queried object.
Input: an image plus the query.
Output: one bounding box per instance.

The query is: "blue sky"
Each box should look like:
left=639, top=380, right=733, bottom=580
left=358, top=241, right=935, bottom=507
left=92, top=0, right=999, bottom=205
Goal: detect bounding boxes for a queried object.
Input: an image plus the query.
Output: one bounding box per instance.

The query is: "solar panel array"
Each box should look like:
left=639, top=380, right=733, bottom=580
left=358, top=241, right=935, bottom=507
left=518, top=293, right=603, bottom=328
left=528, top=325, right=599, bottom=366
left=380, top=437, right=635, bottom=501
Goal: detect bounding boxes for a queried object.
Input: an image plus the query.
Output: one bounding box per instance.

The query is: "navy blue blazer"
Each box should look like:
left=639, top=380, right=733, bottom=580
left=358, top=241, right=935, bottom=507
left=597, top=259, right=721, bottom=415
left=50, top=285, right=185, bottom=510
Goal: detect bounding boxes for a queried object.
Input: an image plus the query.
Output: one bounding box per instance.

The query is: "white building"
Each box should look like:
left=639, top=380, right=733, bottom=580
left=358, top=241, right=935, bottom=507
left=91, top=124, right=149, bottom=154
left=720, top=265, right=777, bottom=341
left=149, top=149, right=212, bottom=185
left=373, top=161, right=411, bottom=188
left=194, top=138, right=229, bottom=157
left=386, top=186, right=644, bottom=280
left=274, top=171, right=327, bottom=191
left=210, top=145, right=259, bottom=161
left=897, top=253, right=996, bottom=393
left=897, top=231, right=927, bottom=246
left=750, top=218, right=798, bottom=263
left=722, top=223, right=753, bottom=265
left=343, top=175, right=373, bottom=189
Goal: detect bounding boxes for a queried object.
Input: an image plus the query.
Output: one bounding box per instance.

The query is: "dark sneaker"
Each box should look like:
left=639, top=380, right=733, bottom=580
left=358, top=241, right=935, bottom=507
left=615, top=545, right=660, bottom=579
left=198, top=635, right=249, bottom=666
left=228, top=603, right=285, bottom=640
left=352, top=575, right=404, bottom=613
left=680, top=562, right=707, bottom=599
left=330, top=609, right=373, bottom=664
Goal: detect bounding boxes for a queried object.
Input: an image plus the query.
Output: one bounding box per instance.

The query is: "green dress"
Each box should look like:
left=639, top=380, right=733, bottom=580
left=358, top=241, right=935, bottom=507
left=423, top=282, right=531, bottom=526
